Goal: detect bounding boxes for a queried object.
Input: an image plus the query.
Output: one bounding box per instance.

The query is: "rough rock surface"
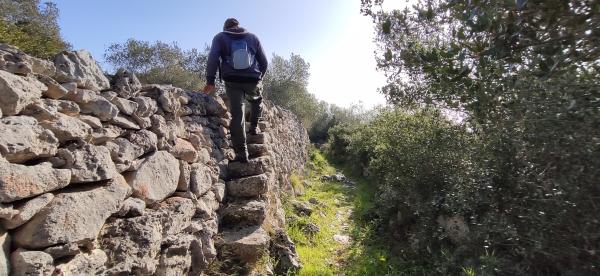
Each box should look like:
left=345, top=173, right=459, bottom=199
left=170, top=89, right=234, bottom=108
left=10, top=249, right=54, bottom=275
left=0, top=158, right=70, bottom=203
left=0, top=46, right=309, bottom=275
left=2, top=193, right=54, bottom=229
left=0, top=116, right=58, bottom=163
left=125, top=151, right=180, bottom=204
left=54, top=50, right=110, bottom=91
left=227, top=174, right=269, bottom=197
left=54, top=249, right=107, bottom=275
left=111, top=68, right=142, bottom=99
left=218, top=227, right=270, bottom=263
left=57, top=143, right=118, bottom=183
left=13, top=176, right=131, bottom=249
left=0, top=70, right=46, bottom=116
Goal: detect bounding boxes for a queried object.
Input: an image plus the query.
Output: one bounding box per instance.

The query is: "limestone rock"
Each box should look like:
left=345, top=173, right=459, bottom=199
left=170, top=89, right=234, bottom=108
left=190, top=163, right=212, bottom=197
left=0, top=203, right=18, bottom=219
left=247, top=132, right=269, bottom=144
left=111, top=114, right=140, bottom=130
left=177, top=160, right=191, bottom=191
left=36, top=74, right=68, bottom=99
left=13, top=176, right=131, bottom=249
left=221, top=199, right=267, bottom=227
left=10, top=249, right=54, bottom=276
left=100, top=214, right=162, bottom=275
left=248, top=143, right=269, bottom=158
left=79, top=115, right=102, bottom=129
left=141, top=85, right=184, bottom=114
left=170, top=138, right=197, bottom=163
left=53, top=249, right=108, bottom=275
left=0, top=44, right=56, bottom=76
left=0, top=229, right=10, bottom=276
left=117, top=197, right=146, bottom=217
left=54, top=50, right=110, bottom=91
left=132, top=96, right=158, bottom=117
left=0, top=116, right=59, bottom=163
left=205, top=94, right=228, bottom=117
left=132, top=114, right=152, bottom=129
left=155, top=235, right=194, bottom=276
left=227, top=174, right=269, bottom=198
left=58, top=143, right=118, bottom=183
left=107, top=93, right=138, bottom=115
left=105, top=137, right=140, bottom=167
left=125, top=151, right=180, bottom=204
left=271, top=229, right=302, bottom=274
left=43, top=243, right=80, bottom=259
left=2, top=193, right=54, bottom=229
left=0, top=44, right=32, bottom=75
left=201, top=191, right=220, bottom=213
left=39, top=113, right=92, bottom=143
left=0, top=158, right=70, bottom=203
left=303, top=222, right=320, bottom=235
left=111, top=68, right=142, bottom=99
left=39, top=98, right=80, bottom=116
left=218, top=226, right=270, bottom=263
left=60, top=82, right=77, bottom=94
left=227, top=157, right=271, bottom=179
left=101, top=198, right=193, bottom=272
left=213, top=181, right=226, bottom=202
left=291, top=201, right=313, bottom=216
left=79, top=94, right=119, bottom=121
left=0, top=70, right=46, bottom=116
left=153, top=197, right=195, bottom=236
left=128, top=129, right=158, bottom=155
left=91, top=125, right=125, bottom=144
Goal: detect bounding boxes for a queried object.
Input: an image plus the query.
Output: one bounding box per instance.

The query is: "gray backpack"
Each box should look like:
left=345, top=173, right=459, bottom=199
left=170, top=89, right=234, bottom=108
left=230, top=39, right=254, bottom=70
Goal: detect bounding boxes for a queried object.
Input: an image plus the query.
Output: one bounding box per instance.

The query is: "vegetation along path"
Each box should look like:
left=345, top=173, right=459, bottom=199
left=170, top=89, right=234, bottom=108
left=284, top=149, right=402, bottom=276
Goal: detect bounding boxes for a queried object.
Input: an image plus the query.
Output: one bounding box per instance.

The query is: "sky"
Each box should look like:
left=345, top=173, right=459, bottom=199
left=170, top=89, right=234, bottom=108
left=50, top=0, right=409, bottom=108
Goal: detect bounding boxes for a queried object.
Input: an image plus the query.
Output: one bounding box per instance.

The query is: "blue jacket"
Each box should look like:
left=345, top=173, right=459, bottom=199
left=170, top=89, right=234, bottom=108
left=206, top=27, right=268, bottom=85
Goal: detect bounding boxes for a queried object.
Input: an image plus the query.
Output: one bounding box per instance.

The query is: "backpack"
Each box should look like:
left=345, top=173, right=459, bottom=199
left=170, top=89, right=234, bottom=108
left=230, top=39, right=254, bottom=70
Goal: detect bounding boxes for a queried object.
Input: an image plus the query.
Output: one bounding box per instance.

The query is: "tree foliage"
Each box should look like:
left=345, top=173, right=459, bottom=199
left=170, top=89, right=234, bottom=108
left=353, top=0, right=600, bottom=274
left=0, top=0, right=70, bottom=58
left=105, top=39, right=209, bottom=91
left=262, top=54, right=366, bottom=142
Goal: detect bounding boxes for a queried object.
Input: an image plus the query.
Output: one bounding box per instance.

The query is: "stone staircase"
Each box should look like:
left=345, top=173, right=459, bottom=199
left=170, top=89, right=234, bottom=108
left=216, top=125, right=278, bottom=271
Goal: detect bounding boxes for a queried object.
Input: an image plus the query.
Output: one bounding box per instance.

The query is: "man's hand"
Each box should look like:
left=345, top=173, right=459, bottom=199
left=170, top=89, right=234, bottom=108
left=202, top=85, right=216, bottom=94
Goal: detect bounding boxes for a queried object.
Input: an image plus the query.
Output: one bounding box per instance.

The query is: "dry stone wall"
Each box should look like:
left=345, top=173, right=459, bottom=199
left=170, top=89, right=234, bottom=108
left=0, top=44, right=308, bottom=275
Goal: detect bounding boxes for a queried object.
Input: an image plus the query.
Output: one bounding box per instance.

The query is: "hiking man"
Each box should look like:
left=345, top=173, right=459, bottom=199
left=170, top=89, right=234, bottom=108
left=202, top=18, right=268, bottom=162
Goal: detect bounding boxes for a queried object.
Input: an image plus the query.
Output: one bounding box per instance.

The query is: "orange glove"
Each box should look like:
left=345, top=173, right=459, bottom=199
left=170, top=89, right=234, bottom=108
left=202, top=85, right=215, bottom=94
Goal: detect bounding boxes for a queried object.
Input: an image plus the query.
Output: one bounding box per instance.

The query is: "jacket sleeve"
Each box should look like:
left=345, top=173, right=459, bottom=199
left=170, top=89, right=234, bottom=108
left=206, top=34, right=221, bottom=85
left=255, top=36, right=268, bottom=78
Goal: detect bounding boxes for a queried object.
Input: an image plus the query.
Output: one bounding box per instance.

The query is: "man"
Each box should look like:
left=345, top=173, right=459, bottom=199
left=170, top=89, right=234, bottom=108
left=202, top=18, right=268, bottom=162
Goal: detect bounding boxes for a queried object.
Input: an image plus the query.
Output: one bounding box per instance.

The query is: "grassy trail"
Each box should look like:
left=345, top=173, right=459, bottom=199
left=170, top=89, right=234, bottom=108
left=284, top=149, right=401, bottom=276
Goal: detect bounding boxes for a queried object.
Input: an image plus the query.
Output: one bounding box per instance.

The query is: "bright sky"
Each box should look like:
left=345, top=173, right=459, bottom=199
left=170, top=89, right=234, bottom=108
left=50, top=0, right=408, bottom=108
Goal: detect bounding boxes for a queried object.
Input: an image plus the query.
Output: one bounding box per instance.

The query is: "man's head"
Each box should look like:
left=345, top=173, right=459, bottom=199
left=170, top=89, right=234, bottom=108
left=223, top=18, right=239, bottom=30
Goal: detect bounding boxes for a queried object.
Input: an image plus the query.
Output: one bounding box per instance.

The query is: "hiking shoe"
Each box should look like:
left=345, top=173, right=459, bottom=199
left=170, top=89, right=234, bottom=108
left=233, top=151, right=249, bottom=163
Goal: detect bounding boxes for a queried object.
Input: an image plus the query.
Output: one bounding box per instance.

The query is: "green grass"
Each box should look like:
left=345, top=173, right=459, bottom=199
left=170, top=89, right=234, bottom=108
left=284, top=149, right=406, bottom=276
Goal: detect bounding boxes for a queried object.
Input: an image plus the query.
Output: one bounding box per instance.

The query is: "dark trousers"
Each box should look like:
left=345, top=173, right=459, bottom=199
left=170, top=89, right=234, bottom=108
left=225, top=81, right=263, bottom=153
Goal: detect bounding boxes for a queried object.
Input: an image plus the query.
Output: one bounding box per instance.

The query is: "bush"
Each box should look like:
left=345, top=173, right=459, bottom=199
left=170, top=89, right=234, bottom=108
left=0, top=0, right=70, bottom=59
left=328, top=104, right=600, bottom=274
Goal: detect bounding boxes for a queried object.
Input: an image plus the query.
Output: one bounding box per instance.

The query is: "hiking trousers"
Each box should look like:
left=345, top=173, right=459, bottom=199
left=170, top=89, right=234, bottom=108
left=225, top=81, right=263, bottom=154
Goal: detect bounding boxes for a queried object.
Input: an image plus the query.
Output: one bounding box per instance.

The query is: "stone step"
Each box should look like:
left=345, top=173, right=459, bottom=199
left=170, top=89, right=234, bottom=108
left=217, top=226, right=270, bottom=264
left=227, top=157, right=270, bottom=179
left=244, top=121, right=270, bottom=132
left=220, top=199, right=267, bottom=227
left=227, top=174, right=269, bottom=198
left=247, top=133, right=269, bottom=145
left=248, top=143, right=269, bottom=158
